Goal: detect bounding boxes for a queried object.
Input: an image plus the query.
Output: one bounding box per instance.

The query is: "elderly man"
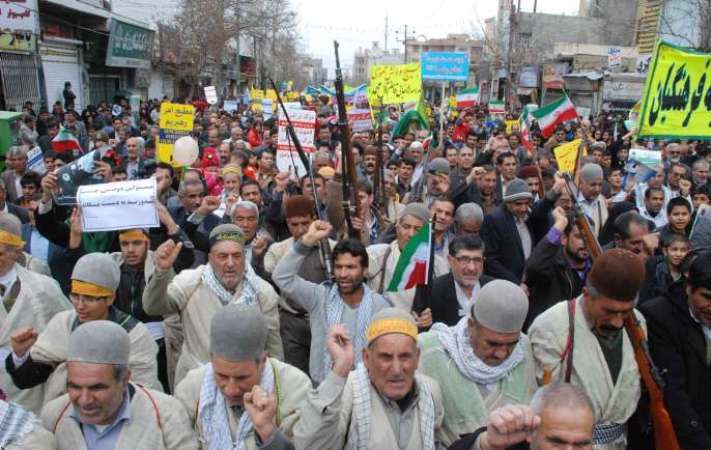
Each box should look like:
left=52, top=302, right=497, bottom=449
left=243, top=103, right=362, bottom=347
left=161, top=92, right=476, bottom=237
left=124, top=137, right=145, bottom=180
left=7, top=253, right=161, bottom=404
left=529, top=249, right=647, bottom=449
left=577, top=163, right=608, bottom=237
left=272, top=220, right=390, bottom=383
left=40, top=321, right=198, bottom=450
left=176, top=304, right=310, bottom=450
left=405, top=157, right=451, bottom=206
left=2, top=146, right=28, bottom=204
left=143, top=224, right=283, bottom=385
left=414, top=235, right=493, bottom=327
left=0, top=213, right=71, bottom=412
left=455, top=383, right=594, bottom=450
left=455, top=202, right=484, bottom=236
left=419, top=280, right=536, bottom=446
left=294, top=308, right=445, bottom=449
left=264, top=195, right=333, bottom=374
left=481, top=178, right=537, bottom=286
left=367, top=202, right=448, bottom=313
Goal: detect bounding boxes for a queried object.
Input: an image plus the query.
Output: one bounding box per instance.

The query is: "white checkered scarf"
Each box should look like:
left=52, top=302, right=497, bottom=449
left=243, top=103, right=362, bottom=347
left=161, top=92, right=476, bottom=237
left=431, top=317, right=526, bottom=385
left=347, top=363, right=435, bottom=450
left=322, top=282, right=375, bottom=381
left=0, top=401, right=34, bottom=447
left=201, top=263, right=257, bottom=307
left=198, top=361, right=274, bottom=450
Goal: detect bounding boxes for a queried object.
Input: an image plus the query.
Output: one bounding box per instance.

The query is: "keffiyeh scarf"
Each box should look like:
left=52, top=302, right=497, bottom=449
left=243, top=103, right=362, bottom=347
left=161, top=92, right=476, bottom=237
left=322, top=283, right=376, bottom=381
left=198, top=362, right=274, bottom=450
left=202, top=264, right=258, bottom=307
left=431, top=317, right=526, bottom=386
left=347, top=363, right=435, bottom=450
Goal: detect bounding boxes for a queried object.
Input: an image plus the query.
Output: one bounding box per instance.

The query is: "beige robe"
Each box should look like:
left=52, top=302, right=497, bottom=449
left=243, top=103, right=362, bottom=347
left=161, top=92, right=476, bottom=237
left=142, top=265, right=283, bottom=385
left=40, top=383, right=199, bottom=450
left=418, top=331, right=538, bottom=447
left=367, top=240, right=449, bottom=311
left=0, top=264, right=71, bottom=413
left=528, top=296, right=643, bottom=450
left=175, top=358, right=311, bottom=450
left=20, top=251, right=51, bottom=276
left=29, top=309, right=162, bottom=404
left=294, top=370, right=446, bottom=450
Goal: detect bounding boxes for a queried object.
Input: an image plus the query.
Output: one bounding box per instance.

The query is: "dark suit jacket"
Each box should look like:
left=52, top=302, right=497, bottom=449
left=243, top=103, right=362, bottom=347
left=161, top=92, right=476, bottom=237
left=639, top=294, right=711, bottom=450
left=1, top=171, right=19, bottom=203
left=413, top=272, right=494, bottom=329
left=481, top=205, right=537, bottom=284
left=7, top=203, right=29, bottom=224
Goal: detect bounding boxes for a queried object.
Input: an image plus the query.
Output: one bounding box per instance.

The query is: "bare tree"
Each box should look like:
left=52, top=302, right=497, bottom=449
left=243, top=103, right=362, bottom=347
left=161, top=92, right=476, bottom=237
left=659, top=0, right=711, bottom=52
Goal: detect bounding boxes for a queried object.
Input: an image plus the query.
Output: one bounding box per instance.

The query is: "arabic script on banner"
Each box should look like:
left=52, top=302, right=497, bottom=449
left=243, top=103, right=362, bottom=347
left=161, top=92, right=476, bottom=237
left=157, top=103, right=195, bottom=166
left=368, top=63, right=422, bottom=106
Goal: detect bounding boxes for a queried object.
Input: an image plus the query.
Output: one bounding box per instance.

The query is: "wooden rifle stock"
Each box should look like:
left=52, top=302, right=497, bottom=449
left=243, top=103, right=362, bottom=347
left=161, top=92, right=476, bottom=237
left=564, top=175, right=681, bottom=450
left=334, top=41, right=361, bottom=238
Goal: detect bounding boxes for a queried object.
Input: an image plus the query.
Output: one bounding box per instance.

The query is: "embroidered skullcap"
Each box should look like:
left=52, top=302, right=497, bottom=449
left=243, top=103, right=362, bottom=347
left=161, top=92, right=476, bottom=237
left=588, top=248, right=645, bottom=301
left=285, top=195, right=314, bottom=219
left=208, top=223, right=245, bottom=249
left=71, top=253, right=120, bottom=297
left=579, top=163, right=603, bottom=183
left=473, top=279, right=528, bottom=333
left=210, top=303, right=267, bottom=361
left=366, top=307, right=418, bottom=344
left=67, top=321, right=130, bottom=365
left=0, top=213, right=24, bottom=248
left=399, top=202, right=430, bottom=224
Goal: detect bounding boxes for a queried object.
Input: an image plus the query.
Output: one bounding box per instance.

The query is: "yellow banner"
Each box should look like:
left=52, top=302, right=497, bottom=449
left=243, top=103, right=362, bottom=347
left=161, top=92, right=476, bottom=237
left=157, top=103, right=195, bottom=166
left=553, top=139, right=584, bottom=173
left=505, top=120, right=519, bottom=135
left=638, top=41, right=711, bottom=139
left=368, top=63, right=422, bottom=106
left=265, top=89, right=278, bottom=101
left=250, top=88, right=264, bottom=101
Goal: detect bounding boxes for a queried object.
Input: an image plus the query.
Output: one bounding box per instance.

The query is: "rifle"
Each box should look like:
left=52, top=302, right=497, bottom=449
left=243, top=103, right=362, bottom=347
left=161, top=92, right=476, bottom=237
left=269, top=78, right=333, bottom=280
left=372, top=101, right=388, bottom=220
left=563, top=174, right=681, bottom=450
left=334, top=41, right=361, bottom=238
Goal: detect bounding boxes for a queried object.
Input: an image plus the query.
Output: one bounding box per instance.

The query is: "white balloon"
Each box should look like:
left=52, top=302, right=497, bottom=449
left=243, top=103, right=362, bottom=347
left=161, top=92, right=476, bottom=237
left=172, top=136, right=199, bottom=166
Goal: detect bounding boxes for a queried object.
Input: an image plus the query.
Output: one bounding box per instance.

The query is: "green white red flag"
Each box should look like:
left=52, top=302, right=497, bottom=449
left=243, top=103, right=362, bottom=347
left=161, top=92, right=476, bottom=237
left=519, top=106, right=533, bottom=150
left=531, top=94, right=578, bottom=138
left=51, top=126, right=81, bottom=153
left=387, top=222, right=432, bottom=292
left=456, top=86, right=479, bottom=108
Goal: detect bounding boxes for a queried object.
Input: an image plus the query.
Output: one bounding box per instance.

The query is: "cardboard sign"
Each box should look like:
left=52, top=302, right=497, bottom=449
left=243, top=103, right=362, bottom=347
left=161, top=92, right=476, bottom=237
left=368, top=63, right=422, bottom=106
left=348, top=108, right=373, bottom=132
left=78, top=178, right=159, bottom=232
left=157, top=102, right=195, bottom=166
left=553, top=139, right=583, bottom=173
left=276, top=108, right=316, bottom=178
left=629, top=148, right=662, bottom=169
left=223, top=100, right=238, bottom=113
left=204, top=86, right=218, bottom=105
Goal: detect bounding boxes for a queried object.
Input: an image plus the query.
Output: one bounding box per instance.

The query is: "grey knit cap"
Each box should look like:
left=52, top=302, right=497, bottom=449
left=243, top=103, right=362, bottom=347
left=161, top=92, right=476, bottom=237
left=67, top=320, right=130, bottom=365
left=209, top=303, right=267, bottom=362
left=428, top=157, right=450, bottom=176
left=71, top=252, right=121, bottom=292
left=503, top=178, right=533, bottom=203
left=473, top=279, right=528, bottom=333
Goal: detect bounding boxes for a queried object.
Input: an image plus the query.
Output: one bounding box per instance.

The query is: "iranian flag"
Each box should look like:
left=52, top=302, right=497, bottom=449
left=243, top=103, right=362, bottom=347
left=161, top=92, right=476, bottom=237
left=488, top=100, right=505, bottom=113
left=387, top=222, right=432, bottom=292
left=456, top=86, right=480, bottom=108
left=51, top=126, right=81, bottom=153
left=519, top=106, right=533, bottom=150
left=532, top=94, right=578, bottom=138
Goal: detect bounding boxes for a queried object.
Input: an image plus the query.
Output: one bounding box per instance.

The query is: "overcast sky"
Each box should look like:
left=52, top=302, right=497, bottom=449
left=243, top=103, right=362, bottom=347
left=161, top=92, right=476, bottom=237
left=291, top=0, right=579, bottom=77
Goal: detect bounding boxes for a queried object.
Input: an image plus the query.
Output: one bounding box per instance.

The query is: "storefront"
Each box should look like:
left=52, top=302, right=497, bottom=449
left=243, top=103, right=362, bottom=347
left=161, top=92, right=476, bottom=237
left=103, top=18, right=155, bottom=101
left=0, top=0, right=42, bottom=110
left=602, top=73, right=646, bottom=113
left=40, top=38, right=83, bottom=110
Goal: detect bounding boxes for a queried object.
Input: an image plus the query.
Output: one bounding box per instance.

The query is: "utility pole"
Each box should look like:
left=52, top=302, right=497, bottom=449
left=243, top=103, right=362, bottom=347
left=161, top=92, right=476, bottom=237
left=506, top=1, right=516, bottom=108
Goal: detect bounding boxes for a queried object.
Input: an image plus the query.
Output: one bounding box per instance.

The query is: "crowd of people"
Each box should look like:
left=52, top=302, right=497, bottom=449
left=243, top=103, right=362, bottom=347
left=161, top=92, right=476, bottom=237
left=0, top=92, right=709, bottom=450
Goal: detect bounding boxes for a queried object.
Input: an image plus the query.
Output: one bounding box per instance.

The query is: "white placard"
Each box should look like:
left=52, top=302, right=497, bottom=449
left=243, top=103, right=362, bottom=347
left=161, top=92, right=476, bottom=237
left=77, top=178, right=159, bottom=232
left=276, top=150, right=308, bottom=178
left=276, top=108, right=316, bottom=178
left=26, top=146, right=45, bottom=174
left=347, top=108, right=373, bottom=132
left=223, top=100, right=238, bottom=113
left=629, top=148, right=662, bottom=169
left=204, top=86, right=218, bottom=105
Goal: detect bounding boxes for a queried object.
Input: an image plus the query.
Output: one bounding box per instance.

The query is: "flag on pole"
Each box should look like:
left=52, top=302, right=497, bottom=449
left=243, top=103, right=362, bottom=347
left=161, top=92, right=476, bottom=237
left=387, top=222, right=433, bottom=292
left=488, top=99, right=505, bottom=114
left=391, top=95, right=429, bottom=138
left=531, top=94, right=578, bottom=138
left=456, top=86, right=480, bottom=108
left=519, top=106, right=533, bottom=150
left=51, top=126, right=81, bottom=153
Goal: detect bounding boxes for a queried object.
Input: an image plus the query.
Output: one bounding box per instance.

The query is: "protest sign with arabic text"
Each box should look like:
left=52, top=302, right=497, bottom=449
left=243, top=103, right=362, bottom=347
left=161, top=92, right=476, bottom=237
left=157, top=103, right=195, bottom=165
left=368, top=63, right=422, bottom=106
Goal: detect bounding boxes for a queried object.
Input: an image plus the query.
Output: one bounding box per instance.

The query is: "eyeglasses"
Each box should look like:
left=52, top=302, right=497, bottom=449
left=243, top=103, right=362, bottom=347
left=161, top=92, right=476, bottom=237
left=70, top=294, right=109, bottom=305
left=453, top=255, right=484, bottom=265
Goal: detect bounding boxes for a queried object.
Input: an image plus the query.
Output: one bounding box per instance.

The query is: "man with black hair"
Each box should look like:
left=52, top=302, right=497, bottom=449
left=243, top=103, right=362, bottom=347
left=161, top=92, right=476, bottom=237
left=640, top=186, right=667, bottom=229
left=272, top=219, right=390, bottom=383
left=640, top=252, right=711, bottom=450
